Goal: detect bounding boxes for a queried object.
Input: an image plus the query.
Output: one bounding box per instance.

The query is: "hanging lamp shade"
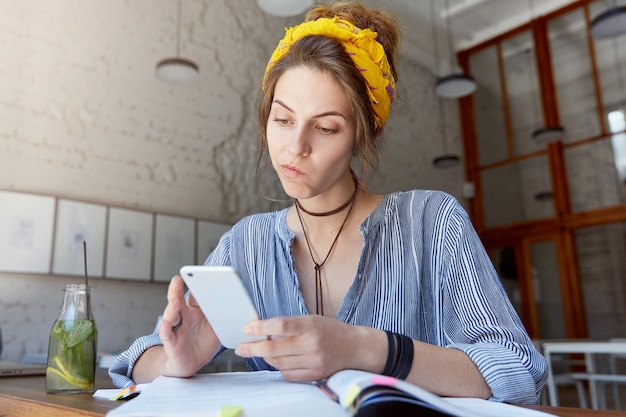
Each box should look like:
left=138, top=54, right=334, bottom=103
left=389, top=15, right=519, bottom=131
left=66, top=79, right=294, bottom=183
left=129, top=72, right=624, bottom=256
left=430, top=0, right=462, bottom=169
left=435, top=0, right=476, bottom=99
left=257, top=0, right=314, bottom=17
left=155, top=0, right=199, bottom=84
left=532, top=126, right=565, bottom=143
left=590, top=6, right=626, bottom=39
left=520, top=42, right=565, bottom=144
left=435, top=73, right=477, bottom=99
left=432, top=154, right=461, bottom=169
left=534, top=190, right=553, bottom=202
left=156, top=58, right=198, bottom=84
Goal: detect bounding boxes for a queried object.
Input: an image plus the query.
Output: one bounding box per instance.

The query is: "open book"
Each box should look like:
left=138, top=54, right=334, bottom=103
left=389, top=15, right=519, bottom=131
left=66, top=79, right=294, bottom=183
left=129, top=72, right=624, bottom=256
left=105, top=370, right=556, bottom=417
left=326, top=370, right=556, bottom=417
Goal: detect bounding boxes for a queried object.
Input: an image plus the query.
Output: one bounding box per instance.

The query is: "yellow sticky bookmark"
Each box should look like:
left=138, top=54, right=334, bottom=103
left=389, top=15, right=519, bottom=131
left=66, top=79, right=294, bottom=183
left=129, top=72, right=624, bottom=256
left=109, top=385, right=137, bottom=401
left=342, top=384, right=361, bottom=408
left=217, top=405, right=243, bottom=417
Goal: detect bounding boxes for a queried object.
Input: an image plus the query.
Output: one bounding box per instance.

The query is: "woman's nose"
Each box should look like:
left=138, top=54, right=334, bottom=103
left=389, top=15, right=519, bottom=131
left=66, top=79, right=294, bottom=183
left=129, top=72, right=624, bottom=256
left=288, top=127, right=311, bottom=156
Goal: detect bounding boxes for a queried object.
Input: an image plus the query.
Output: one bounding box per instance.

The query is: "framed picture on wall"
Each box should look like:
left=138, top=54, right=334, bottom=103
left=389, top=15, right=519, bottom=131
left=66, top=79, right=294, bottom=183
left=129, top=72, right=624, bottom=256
left=0, top=191, right=56, bottom=274
left=105, top=207, right=153, bottom=281
left=196, top=220, right=232, bottom=265
left=52, top=199, right=107, bottom=277
left=153, top=214, right=196, bottom=283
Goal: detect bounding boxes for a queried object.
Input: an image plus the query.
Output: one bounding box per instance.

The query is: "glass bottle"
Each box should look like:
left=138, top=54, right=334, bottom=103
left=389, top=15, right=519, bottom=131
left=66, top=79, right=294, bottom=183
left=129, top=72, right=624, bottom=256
left=46, top=284, right=98, bottom=394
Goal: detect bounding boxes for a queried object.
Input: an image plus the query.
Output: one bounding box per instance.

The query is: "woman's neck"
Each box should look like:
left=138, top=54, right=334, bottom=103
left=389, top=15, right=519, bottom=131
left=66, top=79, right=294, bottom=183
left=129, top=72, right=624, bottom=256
left=295, top=184, right=358, bottom=218
left=295, top=175, right=361, bottom=217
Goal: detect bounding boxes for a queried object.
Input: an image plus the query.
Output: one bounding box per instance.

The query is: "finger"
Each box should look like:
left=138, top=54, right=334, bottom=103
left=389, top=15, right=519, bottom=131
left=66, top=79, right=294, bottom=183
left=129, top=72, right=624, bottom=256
left=167, top=275, right=185, bottom=302
left=159, top=316, right=175, bottom=342
left=235, top=334, right=295, bottom=358
left=171, top=313, right=183, bottom=331
left=262, top=351, right=327, bottom=381
left=244, top=316, right=305, bottom=338
left=162, top=296, right=183, bottom=331
left=187, top=292, right=199, bottom=308
left=279, top=367, right=321, bottom=382
left=264, top=352, right=307, bottom=371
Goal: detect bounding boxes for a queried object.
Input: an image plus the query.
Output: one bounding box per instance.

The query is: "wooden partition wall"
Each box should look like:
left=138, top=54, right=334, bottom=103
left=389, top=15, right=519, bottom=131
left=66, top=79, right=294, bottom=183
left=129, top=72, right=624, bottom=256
left=457, top=0, right=626, bottom=340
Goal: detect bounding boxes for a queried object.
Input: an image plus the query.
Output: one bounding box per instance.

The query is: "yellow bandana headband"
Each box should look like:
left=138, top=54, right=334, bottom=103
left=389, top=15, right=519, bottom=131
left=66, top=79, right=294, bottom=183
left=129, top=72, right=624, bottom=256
left=264, top=16, right=396, bottom=130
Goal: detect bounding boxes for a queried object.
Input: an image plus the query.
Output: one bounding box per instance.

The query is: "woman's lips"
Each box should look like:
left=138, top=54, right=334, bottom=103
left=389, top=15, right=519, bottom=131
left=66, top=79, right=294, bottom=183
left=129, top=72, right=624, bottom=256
left=281, top=164, right=304, bottom=178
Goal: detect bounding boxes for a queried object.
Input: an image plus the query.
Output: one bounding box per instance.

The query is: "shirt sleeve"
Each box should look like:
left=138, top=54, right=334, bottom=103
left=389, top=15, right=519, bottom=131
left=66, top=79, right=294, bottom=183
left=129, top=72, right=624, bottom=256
left=435, top=197, right=547, bottom=404
left=108, top=317, right=165, bottom=388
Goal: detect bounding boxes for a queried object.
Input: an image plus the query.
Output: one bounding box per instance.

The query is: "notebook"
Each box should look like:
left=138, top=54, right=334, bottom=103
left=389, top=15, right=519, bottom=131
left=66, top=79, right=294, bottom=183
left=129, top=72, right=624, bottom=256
left=0, top=360, right=47, bottom=377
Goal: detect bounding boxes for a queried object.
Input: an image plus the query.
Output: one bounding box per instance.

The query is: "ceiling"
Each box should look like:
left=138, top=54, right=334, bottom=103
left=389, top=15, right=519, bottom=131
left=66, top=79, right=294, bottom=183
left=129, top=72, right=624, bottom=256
left=353, top=0, right=578, bottom=73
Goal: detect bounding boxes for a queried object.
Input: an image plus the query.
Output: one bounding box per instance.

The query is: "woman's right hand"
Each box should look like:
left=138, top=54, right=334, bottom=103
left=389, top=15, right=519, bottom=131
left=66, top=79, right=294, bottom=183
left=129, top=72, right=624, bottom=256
left=132, top=275, right=221, bottom=382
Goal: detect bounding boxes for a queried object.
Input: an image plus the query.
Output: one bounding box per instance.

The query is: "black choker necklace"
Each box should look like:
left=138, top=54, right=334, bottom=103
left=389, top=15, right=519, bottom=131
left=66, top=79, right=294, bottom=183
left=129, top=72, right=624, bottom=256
left=295, top=183, right=360, bottom=217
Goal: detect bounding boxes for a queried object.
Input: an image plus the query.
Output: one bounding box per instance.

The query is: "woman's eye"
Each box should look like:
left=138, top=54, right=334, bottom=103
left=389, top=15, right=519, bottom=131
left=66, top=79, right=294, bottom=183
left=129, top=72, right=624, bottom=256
left=273, top=118, right=291, bottom=126
left=318, top=126, right=338, bottom=134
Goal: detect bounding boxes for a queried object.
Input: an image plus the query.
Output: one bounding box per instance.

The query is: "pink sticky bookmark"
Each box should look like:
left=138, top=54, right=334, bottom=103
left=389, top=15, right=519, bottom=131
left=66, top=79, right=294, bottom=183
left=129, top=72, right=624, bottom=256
left=370, top=375, right=397, bottom=387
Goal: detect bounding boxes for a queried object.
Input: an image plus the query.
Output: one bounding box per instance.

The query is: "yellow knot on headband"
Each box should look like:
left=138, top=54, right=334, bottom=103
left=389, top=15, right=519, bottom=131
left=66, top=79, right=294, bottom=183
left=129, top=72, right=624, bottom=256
left=264, top=16, right=397, bottom=130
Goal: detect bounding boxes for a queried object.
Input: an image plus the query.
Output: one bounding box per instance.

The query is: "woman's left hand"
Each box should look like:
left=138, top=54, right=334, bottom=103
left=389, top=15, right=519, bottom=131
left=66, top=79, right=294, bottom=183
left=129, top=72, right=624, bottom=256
left=234, top=315, right=385, bottom=381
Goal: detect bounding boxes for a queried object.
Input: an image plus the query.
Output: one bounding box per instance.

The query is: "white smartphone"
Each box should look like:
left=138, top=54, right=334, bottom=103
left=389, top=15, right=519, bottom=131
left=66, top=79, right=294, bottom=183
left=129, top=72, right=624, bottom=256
left=179, top=265, right=265, bottom=349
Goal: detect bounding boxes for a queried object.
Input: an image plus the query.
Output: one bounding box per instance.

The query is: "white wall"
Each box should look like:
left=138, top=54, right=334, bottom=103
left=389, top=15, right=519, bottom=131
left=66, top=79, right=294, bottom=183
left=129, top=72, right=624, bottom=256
left=0, top=0, right=466, bottom=362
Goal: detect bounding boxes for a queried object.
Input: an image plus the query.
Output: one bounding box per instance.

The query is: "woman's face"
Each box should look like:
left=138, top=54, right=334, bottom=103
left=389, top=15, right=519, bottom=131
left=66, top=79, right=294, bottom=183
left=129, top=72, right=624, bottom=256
left=267, top=66, right=356, bottom=201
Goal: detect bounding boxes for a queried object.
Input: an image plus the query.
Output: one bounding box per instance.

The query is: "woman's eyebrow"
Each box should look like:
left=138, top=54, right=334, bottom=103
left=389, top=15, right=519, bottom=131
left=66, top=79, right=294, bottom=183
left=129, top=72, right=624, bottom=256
left=272, top=99, right=347, bottom=120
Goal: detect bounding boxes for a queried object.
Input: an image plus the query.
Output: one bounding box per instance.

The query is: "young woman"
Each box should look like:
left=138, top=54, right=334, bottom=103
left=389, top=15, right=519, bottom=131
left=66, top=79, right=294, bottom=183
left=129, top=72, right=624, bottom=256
left=109, top=2, right=547, bottom=404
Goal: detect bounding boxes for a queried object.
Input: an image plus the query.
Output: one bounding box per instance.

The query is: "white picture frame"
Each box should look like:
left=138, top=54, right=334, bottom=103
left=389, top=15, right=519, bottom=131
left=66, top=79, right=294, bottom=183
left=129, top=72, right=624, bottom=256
left=105, top=207, right=153, bottom=281
left=52, top=199, right=107, bottom=277
left=0, top=191, right=56, bottom=273
left=196, top=220, right=232, bottom=265
left=153, top=214, right=196, bottom=283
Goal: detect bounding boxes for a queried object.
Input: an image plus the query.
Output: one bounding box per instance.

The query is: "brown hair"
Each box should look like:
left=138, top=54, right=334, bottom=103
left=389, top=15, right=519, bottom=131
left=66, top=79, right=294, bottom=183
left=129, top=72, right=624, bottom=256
left=256, top=2, right=400, bottom=182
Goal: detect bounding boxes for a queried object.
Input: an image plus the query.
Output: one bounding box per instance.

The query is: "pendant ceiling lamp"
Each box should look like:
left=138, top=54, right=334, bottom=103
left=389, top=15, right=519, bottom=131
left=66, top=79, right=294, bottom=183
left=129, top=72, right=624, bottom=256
left=526, top=0, right=565, bottom=143
left=532, top=126, right=565, bottom=142
left=430, top=0, right=461, bottom=169
left=435, top=0, right=476, bottom=99
left=156, top=0, right=199, bottom=84
left=534, top=190, right=554, bottom=202
left=524, top=48, right=565, bottom=143
left=433, top=153, right=462, bottom=169
left=590, top=2, right=626, bottom=39
left=257, top=0, right=314, bottom=17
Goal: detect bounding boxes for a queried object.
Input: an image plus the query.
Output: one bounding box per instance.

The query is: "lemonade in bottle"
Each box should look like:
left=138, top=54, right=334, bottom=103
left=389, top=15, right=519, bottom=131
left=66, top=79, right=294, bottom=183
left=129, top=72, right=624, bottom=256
left=46, top=284, right=97, bottom=394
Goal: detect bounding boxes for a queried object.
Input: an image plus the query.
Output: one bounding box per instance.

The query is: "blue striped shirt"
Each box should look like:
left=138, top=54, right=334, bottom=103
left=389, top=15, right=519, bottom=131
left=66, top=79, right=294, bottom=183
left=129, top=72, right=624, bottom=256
left=109, top=190, right=547, bottom=404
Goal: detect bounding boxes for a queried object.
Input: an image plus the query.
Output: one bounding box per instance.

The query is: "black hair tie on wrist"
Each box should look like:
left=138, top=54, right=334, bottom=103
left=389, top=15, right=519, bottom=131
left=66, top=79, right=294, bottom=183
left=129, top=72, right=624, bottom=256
left=382, top=331, right=414, bottom=380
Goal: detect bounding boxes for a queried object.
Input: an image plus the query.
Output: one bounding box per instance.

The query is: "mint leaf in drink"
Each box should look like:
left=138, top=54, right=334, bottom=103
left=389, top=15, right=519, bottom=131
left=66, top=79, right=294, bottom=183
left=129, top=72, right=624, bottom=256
left=51, top=320, right=94, bottom=348
left=64, top=320, right=94, bottom=348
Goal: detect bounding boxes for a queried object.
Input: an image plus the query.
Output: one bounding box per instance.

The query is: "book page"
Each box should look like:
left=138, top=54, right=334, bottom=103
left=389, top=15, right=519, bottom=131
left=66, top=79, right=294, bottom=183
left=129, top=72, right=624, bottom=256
left=444, top=398, right=557, bottom=417
left=107, top=371, right=346, bottom=417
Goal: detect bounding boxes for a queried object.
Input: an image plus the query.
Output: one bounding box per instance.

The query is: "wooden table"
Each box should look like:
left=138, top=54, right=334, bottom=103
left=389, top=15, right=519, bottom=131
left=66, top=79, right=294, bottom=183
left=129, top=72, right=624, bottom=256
left=0, top=371, right=117, bottom=416
left=3, top=373, right=626, bottom=417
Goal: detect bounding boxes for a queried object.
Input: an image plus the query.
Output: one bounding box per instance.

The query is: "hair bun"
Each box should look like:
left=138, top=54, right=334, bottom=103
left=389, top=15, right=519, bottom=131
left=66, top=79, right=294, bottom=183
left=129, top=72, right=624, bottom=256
left=305, top=2, right=400, bottom=80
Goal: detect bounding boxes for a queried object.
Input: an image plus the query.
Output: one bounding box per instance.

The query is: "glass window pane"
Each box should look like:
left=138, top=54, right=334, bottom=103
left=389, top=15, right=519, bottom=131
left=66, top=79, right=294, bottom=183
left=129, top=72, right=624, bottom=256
left=548, top=8, right=602, bottom=142
left=481, top=155, right=555, bottom=227
left=574, top=222, right=626, bottom=339
left=529, top=240, right=567, bottom=339
left=609, top=110, right=626, bottom=184
left=469, top=45, right=508, bottom=166
left=591, top=0, right=626, bottom=127
left=491, top=246, right=522, bottom=318
left=565, top=135, right=626, bottom=212
left=501, top=31, right=545, bottom=156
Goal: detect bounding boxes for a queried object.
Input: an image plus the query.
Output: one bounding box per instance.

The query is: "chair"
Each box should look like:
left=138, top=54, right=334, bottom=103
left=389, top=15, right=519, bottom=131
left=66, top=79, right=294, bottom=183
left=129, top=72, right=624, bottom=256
left=608, top=338, right=626, bottom=409
left=536, top=339, right=588, bottom=407
left=542, top=340, right=626, bottom=410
